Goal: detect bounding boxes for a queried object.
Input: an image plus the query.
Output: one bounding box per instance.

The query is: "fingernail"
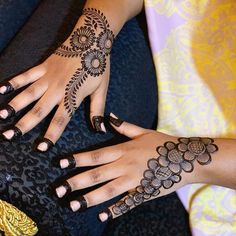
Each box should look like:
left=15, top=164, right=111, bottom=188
left=2, top=126, right=22, bottom=140
left=60, top=155, right=76, bottom=169
left=109, top=113, right=123, bottom=127
left=0, top=105, right=15, bottom=119
left=98, top=209, right=112, bottom=222
left=37, top=138, right=54, bottom=152
left=92, top=116, right=106, bottom=133
left=70, top=201, right=81, bottom=212
left=70, top=196, right=87, bottom=212
left=55, top=181, right=71, bottom=198
left=0, top=110, right=8, bottom=119
left=0, top=82, right=14, bottom=95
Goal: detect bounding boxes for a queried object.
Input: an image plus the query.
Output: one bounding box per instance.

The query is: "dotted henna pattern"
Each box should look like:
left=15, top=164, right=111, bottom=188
left=112, top=137, right=218, bottom=216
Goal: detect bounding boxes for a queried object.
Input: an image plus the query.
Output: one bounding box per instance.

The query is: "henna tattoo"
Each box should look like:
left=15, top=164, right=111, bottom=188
left=1, top=126, right=22, bottom=141
left=109, top=115, right=123, bottom=127
left=54, top=8, right=114, bottom=117
left=37, top=138, right=54, bottom=152
left=0, top=82, right=14, bottom=95
left=92, top=116, right=105, bottom=133
left=0, top=104, right=16, bottom=119
left=111, top=137, right=218, bottom=216
left=70, top=196, right=88, bottom=212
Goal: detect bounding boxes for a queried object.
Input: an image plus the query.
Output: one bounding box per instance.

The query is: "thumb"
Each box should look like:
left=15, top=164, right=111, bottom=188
left=90, top=80, right=108, bottom=133
left=109, top=113, right=149, bottom=139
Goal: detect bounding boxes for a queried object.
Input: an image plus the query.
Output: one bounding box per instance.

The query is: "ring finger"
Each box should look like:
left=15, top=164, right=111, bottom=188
left=2, top=91, right=58, bottom=140
left=55, top=162, right=124, bottom=198
left=70, top=176, right=133, bottom=212
left=0, top=79, right=48, bottom=119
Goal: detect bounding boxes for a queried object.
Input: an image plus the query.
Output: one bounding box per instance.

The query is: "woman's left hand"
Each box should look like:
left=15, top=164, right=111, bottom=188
left=55, top=113, right=218, bottom=222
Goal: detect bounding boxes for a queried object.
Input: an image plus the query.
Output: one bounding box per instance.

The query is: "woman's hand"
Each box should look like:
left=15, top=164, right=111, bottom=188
left=0, top=8, right=114, bottom=151
left=55, top=113, right=219, bottom=222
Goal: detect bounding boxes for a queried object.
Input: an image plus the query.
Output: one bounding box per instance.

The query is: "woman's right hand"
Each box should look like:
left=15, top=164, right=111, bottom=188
left=0, top=8, right=114, bottom=152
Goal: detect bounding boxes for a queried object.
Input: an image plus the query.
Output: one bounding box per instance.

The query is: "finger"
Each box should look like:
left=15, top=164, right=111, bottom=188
left=55, top=162, right=123, bottom=198
left=109, top=113, right=149, bottom=139
left=1, top=92, right=57, bottom=140
left=59, top=144, right=124, bottom=169
left=0, top=80, right=48, bottom=120
left=0, top=64, right=46, bottom=94
left=98, top=190, right=142, bottom=222
left=36, top=102, right=70, bottom=152
left=69, top=176, right=132, bottom=212
left=90, top=77, right=109, bottom=133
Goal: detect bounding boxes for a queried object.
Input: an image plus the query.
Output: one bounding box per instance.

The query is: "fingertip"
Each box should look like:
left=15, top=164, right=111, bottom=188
left=98, top=212, right=108, bottom=222
left=37, top=138, right=54, bottom=152
left=109, top=113, right=124, bottom=127
left=59, top=156, right=76, bottom=169
left=98, top=209, right=112, bottom=222
left=92, top=116, right=106, bottom=133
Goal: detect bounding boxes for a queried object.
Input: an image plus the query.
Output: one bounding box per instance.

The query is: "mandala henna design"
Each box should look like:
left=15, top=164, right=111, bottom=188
left=70, top=26, right=95, bottom=51
left=54, top=8, right=114, bottom=117
left=81, top=49, right=106, bottom=76
left=111, top=137, right=218, bottom=216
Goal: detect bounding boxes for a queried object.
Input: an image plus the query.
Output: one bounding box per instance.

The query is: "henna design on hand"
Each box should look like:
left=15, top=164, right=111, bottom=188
left=111, top=137, right=218, bottom=216
left=54, top=8, right=114, bottom=117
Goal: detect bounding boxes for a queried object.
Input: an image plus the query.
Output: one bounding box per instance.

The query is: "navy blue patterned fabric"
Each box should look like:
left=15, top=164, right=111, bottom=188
left=0, top=0, right=40, bottom=52
left=0, top=0, right=190, bottom=235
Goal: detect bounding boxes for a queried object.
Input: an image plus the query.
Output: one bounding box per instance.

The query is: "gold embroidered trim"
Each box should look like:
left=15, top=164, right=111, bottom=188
left=0, top=200, right=38, bottom=236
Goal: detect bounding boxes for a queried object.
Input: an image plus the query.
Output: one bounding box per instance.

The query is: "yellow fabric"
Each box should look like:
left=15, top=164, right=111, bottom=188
left=144, top=0, right=236, bottom=235
left=0, top=200, right=38, bottom=236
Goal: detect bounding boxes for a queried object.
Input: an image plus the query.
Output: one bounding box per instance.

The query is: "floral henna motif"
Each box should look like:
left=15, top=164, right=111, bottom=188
left=111, top=137, right=218, bottom=216
left=54, top=8, right=114, bottom=117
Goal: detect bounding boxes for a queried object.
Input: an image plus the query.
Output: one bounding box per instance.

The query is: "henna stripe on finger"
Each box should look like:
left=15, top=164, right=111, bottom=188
left=92, top=116, right=105, bottom=133
left=98, top=208, right=112, bottom=222
left=0, top=82, right=14, bottom=95
left=70, top=196, right=87, bottom=212
left=54, top=8, right=114, bottom=118
left=109, top=114, right=123, bottom=127
left=60, top=155, right=76, bottom=169
left=37, top=138, right=54, bottom=152
left=101, top=137, right=218, bottom=219
left=0, top=105, right=16, bottom=120
left=55, top=181, right=72, bottom=198
left=2, top=126, right=22, bottom=141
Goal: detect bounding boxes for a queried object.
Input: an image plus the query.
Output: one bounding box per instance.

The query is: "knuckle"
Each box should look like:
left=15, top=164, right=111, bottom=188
left=89, top=169, right=101, bottom=184
left=90, top=151, right=101, bottom=164
left=104, top=186, right=116, bottom=198
left=52, top=116, right=66, bottom=128
left=30, top=106, right=44, bottom=118
left=25, top=86, right=37, bottom=97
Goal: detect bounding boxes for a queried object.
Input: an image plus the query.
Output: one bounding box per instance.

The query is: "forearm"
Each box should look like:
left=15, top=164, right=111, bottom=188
left=191, top=138, right=236, bottom=190
left=57, top=0, right=143, bottom=57
left=84, top=0, right=143, bottom=35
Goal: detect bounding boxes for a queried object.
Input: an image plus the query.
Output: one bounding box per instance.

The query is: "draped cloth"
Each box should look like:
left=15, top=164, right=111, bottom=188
left=144, top=1, right=236, bottom=235
left=0, top=200, right=37, bottom=236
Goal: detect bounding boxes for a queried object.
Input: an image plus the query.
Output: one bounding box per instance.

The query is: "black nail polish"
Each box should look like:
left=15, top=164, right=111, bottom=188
left=0, top=82, right=14, bottom=94
left=98, top=208, right=112, bottom=222
left=71, top=196, right=87, bottom=212
left=64, top=155, right=76, bottom=169
left=0, top=105, right=16, bottom=119
left=109, top=115, right=123, bottom=127
left=37, top=138, right=54, bottom=152
left=57, top=181, right=71, bottom=197
left=92, top=116, right=105, bottom=133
